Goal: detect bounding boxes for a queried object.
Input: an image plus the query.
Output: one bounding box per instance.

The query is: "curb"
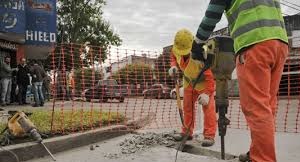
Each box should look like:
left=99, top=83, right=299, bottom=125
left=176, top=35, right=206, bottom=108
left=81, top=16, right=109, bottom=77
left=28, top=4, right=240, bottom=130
left=0, top=112, right=157, bottom=162
left=0, top=125, right=130, bottom=162
left=183, top=140, right=238, bottom=161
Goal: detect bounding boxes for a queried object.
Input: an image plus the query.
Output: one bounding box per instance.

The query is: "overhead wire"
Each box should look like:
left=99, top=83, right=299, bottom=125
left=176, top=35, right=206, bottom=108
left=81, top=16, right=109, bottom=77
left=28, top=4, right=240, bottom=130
left=282, top=0, right=300, bottom=9
left=280, top=2, right=300, bottom=12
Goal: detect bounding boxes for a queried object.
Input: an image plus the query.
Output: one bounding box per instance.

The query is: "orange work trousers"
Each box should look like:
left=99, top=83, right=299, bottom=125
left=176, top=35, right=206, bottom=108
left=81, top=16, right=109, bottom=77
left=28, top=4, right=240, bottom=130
left=236, top=40, right=288, bottom=162
left=182, top=85, right=217, bottom=139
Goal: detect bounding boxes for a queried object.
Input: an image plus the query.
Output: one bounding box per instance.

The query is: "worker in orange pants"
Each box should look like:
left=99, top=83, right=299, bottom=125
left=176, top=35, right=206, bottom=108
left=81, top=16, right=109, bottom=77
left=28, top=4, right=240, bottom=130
left=182, top=83, right=217, bottom=142
left=236, top=40, right=288, bottom=162
left=190, top=0, right=289, bottom=160
left=169, top=29, right=216, bottom=147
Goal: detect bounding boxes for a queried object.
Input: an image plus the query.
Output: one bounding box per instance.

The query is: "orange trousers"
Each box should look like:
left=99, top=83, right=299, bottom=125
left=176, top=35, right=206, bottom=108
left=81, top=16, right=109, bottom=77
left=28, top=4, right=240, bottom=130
left=182, top=85, right=217, bottom=139
left=236, top=40, right=288, bottom=162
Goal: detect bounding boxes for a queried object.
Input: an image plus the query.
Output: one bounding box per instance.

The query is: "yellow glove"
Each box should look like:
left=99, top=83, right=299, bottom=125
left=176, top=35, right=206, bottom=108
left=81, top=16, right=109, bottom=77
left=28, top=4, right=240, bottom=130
left=198, top=93, right=209, bottom=106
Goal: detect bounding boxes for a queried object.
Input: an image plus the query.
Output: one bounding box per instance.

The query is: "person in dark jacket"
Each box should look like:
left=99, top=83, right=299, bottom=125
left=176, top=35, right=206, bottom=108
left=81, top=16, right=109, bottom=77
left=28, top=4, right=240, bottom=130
left=30, top=60, right=46, bottom=107
left=10, top=71, right=18, bottom=104
left=17, top=58, right=30, bottom=105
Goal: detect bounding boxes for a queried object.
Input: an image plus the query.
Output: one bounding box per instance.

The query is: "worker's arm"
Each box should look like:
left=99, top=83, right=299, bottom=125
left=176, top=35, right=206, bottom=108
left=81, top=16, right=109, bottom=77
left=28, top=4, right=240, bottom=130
left=168, top=51, right=179, bottom=76
left=170, top=51, right=178, bottom=67
left=195, top=0, right=228, bottom=43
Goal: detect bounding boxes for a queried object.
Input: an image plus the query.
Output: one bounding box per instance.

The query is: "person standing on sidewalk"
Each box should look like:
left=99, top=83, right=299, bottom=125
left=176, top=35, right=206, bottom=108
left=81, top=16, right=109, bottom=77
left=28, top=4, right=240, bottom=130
left=30, top=60, right=46, bottom=107
left=169, top=29, right=217, bottom=147
left=191, top=0, right=288, bottom=161
left=0, top=56, right=17, bottom=107
left=17, top=58, right=30, bottom=105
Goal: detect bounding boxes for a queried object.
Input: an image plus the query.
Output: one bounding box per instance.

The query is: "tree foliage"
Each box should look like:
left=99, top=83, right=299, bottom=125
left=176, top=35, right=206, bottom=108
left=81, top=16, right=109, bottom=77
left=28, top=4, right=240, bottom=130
left=74, top=68, right=103, bottom=92
left=111, top=64, right=155, bottom=86
left=57, top=0, right=121, bottom=46
left=47, top=0, right=122, bottom=70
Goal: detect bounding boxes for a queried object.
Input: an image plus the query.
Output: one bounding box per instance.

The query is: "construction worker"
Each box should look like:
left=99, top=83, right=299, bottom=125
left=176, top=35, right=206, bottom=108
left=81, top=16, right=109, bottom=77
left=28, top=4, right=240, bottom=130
left=169, top=29, right=216, bottom=147
left=191, top=0, right=288, bottom=161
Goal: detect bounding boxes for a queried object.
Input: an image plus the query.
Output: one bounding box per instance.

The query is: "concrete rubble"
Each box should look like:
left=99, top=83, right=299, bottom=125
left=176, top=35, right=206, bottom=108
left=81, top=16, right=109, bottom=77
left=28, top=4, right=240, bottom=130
left=102, top=131, right=178, bottom=159
left=119, top=132, right=177, bottom=154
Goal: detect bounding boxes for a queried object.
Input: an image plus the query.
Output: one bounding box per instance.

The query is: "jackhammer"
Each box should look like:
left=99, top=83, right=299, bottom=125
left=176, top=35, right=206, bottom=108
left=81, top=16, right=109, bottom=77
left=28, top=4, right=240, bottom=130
left=204, top=36, right=235, bottom=159
left=0, top=111, right=56, bottom=161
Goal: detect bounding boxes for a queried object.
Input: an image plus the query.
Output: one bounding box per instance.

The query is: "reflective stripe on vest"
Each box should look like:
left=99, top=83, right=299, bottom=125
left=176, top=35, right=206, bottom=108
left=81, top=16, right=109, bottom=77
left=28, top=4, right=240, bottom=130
left=226, top=0, right=288, bottom=53
left=227, top=0, right=281, bottom=25
left=232, top=19, right=285, bottom=39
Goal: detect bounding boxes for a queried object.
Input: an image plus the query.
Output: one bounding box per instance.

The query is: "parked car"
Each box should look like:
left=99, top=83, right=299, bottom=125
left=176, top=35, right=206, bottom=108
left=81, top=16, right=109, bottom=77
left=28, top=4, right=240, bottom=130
left=143, top=84, right=171, bottom=99
left=170, top=86, right=184, bottom=99
left=83, top=79, right=125, bottom=102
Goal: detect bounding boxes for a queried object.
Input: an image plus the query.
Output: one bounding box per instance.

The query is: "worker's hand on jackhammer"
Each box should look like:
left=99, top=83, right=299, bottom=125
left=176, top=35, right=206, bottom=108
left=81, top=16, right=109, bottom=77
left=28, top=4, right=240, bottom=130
left=198, top=93, right=209, bottom=106
left=168, top=66, right=178, bottom=77
left=191, top=40, right=206, bottom=62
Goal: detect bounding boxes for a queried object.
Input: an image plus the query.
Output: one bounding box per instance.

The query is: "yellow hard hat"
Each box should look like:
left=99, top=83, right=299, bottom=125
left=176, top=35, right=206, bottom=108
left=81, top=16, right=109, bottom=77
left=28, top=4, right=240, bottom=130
left=172, top=29, right=194, bottom=56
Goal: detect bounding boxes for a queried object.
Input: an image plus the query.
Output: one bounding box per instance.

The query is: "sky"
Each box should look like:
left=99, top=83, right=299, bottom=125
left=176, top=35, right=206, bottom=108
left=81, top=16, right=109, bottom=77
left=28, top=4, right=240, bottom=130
left=103, top=0, right=300, bottom=51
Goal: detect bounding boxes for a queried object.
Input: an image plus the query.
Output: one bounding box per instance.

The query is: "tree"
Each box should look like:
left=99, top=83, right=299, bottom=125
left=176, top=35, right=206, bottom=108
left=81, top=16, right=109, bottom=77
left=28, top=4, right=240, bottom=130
left=74, top=68, right=103, bottom=92
left=47, top=0, right=122, bottom=70
left=111, top=64, right=155, bottom=86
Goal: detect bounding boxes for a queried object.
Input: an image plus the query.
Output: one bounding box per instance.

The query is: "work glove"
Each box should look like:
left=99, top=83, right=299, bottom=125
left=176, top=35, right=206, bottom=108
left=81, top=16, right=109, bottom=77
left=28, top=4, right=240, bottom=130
left=168, top=66, right=178, bottom=77
left=198, top=93, right=209, bottom=106
left=191, top=41, right=206, bottom=62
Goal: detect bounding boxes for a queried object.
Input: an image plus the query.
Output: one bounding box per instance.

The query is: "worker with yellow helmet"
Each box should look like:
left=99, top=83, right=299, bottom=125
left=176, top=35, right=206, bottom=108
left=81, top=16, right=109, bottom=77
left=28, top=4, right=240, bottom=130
left=169, top=28, right=216, bottom=147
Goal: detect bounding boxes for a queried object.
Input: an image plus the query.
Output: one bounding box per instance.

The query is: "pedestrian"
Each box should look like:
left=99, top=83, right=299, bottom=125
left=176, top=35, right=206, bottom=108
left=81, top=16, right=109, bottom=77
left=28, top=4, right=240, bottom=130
left=30, top=60, right=46, bottom=107
left=42, top=72, right=51, bottom=101
left=17, top=58, right=30, bottom=105
left=192, top=0, right=288, bottom=161
left=67, top=69, right=75, bottom=100
left=169, top=29, right=216, bottom=147
left=0, top=56, right=17, bottom=107
left=10, top=70, right=18, bottom=104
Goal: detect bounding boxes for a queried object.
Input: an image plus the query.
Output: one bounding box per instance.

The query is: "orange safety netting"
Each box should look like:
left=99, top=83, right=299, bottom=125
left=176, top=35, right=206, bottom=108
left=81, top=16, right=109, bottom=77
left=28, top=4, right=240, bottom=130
left=46, top=44, right=300, bottom=134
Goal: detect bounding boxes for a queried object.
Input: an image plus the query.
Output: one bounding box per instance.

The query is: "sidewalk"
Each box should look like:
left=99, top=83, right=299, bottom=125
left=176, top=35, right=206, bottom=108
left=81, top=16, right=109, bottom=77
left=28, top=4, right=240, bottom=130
left=27, top=134, right=224, bottom=162
left=27, top=128, right=300, bottom=162
left=204, top=128, right=300, bottom=162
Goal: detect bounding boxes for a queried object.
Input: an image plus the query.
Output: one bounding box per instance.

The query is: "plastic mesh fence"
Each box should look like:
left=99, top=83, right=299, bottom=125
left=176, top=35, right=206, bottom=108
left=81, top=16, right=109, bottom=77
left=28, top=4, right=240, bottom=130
left=46, top=44, right=300, bottom=134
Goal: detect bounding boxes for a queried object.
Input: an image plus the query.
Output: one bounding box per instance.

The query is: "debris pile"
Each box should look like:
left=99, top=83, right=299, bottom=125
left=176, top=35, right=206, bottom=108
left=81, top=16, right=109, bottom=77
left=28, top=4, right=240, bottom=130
left=119, top=132, right=176, bottom=154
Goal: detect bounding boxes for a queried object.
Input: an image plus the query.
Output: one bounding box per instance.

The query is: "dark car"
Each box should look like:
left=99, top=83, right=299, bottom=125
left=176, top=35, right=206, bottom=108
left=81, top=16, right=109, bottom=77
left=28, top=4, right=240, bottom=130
left=143, top=84, right=171, bottom=99
left=83, top=79, right=125, bottom=102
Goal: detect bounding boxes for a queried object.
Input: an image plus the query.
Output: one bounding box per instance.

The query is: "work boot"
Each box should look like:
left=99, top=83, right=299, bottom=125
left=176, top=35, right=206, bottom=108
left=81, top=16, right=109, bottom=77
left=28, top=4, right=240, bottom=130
left=173, top=133, right=193, bottom=141
left=239, top=151, right=251, bottom=162
left=201, top=138, right=215, bottom=147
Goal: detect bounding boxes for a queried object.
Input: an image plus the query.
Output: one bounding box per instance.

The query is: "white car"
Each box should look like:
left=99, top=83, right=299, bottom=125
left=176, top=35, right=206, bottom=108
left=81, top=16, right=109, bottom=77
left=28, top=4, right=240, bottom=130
left=170, top=86, right=184, bottom=99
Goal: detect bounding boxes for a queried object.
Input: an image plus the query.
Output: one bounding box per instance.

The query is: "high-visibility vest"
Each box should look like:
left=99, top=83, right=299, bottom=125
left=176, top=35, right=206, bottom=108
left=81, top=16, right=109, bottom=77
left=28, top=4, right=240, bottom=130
left=226, top=0, right=288, bottom=53
left=173, top=53, right=206, bottom=91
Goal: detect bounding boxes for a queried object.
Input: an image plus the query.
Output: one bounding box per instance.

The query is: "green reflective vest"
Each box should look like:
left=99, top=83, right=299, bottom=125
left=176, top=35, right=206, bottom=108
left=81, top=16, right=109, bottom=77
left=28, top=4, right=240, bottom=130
left=226, top=0, right=288, bottom=53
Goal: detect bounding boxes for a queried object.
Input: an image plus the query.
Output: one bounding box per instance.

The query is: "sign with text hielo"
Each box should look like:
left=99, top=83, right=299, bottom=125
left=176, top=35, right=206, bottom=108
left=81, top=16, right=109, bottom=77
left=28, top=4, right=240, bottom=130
left=25, top=0, right=56, bottom=45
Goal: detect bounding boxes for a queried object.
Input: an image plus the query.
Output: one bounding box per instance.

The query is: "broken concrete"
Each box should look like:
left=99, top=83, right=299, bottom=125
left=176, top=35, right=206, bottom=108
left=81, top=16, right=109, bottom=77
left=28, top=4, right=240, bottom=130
left=119, top=132, right=177, bottom=155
